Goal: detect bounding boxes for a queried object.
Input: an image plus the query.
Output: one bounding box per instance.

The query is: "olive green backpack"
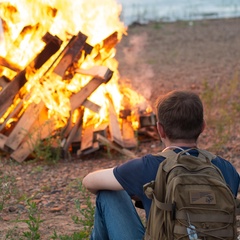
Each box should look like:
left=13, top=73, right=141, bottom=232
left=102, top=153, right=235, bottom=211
left=143, top=148, right=240, bottom=240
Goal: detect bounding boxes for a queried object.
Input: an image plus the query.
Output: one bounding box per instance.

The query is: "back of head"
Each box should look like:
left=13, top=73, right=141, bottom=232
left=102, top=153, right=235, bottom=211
left=155, top=90, right=204, bottom=142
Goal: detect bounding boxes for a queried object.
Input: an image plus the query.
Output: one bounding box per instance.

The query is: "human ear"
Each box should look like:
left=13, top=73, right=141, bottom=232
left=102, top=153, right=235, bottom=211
left=157, top=122, right=166, bottom=139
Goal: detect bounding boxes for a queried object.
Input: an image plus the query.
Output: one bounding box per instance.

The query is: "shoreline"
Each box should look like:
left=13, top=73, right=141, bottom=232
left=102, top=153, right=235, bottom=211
left=128, top=15, right=240, bottom=27
left=119, top=0, right=240, bottom=27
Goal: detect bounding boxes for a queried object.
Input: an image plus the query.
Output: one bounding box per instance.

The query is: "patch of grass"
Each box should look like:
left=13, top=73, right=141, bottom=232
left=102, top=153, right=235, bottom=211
left=51, top=231, right=89, bottom=240
left=19, top=199, right=43, bottom=240
left=33, top=134, right=62, bottom=164
left=30, top=165, right=44, bottom=174
left=25, top=121, right=62, bottom=164
left=0, top=170, right=18, bottom=214
left=71, top=181, right=95, bottom=236
left=2, top=178, right=95, bottom=239
left=5, top=198, right=44, bottom=240
left=50, top=180, right=95, bottom=240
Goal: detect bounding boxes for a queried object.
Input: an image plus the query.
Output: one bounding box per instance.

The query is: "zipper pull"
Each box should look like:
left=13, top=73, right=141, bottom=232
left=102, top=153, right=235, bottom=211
left=186, top=213, right=199, bottom=240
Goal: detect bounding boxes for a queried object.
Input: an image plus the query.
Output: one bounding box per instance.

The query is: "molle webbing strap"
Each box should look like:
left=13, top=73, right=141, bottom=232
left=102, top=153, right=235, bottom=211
left=235, top=198, right=240, bottom=215
left=236, top=207, right=240, bottom=215
left=174, top=225, right=233, bottom=238
left=152, top=193, right=173, bottom=211
left=176, top=211, right=234, bottom=223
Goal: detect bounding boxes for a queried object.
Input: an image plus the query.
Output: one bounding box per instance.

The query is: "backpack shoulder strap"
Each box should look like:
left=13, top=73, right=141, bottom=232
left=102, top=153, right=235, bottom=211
left=159, top=150, right=179, bottom=172
left=155, top=147, right=217, bottom=172
left=195, top=148, right=216, bottom=161
left=154, top=148, right=180, bottom=173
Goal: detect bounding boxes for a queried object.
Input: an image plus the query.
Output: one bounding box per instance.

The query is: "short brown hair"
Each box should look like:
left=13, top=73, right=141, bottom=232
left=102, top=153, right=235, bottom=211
left=155, top=90, right=204, bottom=141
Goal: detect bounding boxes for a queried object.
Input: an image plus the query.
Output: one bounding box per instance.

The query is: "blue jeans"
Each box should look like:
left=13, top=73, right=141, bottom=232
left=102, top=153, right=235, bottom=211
left=90, top=190, right=145, bottom=240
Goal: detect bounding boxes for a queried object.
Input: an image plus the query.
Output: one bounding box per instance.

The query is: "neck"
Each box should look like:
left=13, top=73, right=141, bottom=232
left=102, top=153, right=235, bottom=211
left=163, top=139, right=198, bottom=148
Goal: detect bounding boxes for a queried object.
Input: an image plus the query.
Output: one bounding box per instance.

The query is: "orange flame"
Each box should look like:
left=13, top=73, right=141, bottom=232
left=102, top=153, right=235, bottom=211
left=0, top=0, right=151, bottom=132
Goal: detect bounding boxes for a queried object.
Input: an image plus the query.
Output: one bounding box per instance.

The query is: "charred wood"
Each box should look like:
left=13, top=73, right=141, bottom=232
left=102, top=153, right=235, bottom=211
left=107, top=93, right=124, bottom=147
left=62, top=108, right=83, bottom=153
left=0, top=57, right=22, bottom=72
left=70, top=69, right=113, bottom=112
left=53, top=32, right=88, bottom=78
left=31, top=33, right=63, bottom=70
left=122, top=119, right=137, bottom=148
left=139, top=113, right=157, bottom=128
left=96, top=134, right=136, bottom=158
left=0, top=76, right=10, bottom=89
left=5, top=101, right=45, bottom=151
left=0, top=70, right=27, bottom=119
left=10, top=106, right=54, bottom=162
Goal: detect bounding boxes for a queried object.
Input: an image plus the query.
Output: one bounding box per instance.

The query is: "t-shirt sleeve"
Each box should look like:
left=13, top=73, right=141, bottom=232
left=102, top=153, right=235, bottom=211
left=113, top=157, right=147, bottom=197
left=212, top=157, right=240, bottom=197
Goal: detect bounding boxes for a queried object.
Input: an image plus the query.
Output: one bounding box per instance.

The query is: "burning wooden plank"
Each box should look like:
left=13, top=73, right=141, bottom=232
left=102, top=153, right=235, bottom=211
left=93, top=123, right=109, bottom=139
left=5, top=101, right=45, bottom=151
left=10, top=106, right=55, bottom=162
left=77, top=123, right=108, bottom=156
left=0, top=70, right=27, bottom=119
left=119, top=109, right=137, bottom=148
left=0, top=76, right=10, bottom=89
left=53, top=32, right=88, bottom=78
left=70, top=69, right=113, bottom=111
left=139, top=113, right=157, bottom=128
left=0, top=100, right=23, bottom=132
left=60, top=66, right=108, bottom=147
left=138, top=126, right=159, bottom=141
left=30, top=33, right=63, bottom=70
left=78, top=141, right=100, bottom=156
left=0, top=57, right=22, bottom=72
left=138, top=113, right=159, bottom=141
left=60, top=68, right=108, bottom=154
left=75, top=66, right=109, bottom=78
left=103, top=31, right=119, bottom=52
left=62, top=108, right=83, bottom=153
left=79, top=124, right=95, bottom=152
left=96, top=134, right=136, bottom=158
left=106, top=93, right=124, bottom=147
left=122, top=119, right=137, bottom=148
left=82, top=99, right=100, bottom=113
left=0, top=35, right=63, bottom=119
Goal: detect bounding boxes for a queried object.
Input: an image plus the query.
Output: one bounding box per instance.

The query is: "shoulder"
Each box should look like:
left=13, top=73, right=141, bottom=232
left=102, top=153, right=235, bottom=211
left=115, top=154, right=165, bottom=171
left=212, top=155, right=240, bottom=196
left=113, top=154, right=166, bottom=183
left=212, top=155, right=237, bottom=172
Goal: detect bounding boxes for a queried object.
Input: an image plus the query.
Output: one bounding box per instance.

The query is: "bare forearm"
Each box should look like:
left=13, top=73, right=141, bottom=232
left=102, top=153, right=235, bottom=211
left=82, top=168, right=123, bottom=194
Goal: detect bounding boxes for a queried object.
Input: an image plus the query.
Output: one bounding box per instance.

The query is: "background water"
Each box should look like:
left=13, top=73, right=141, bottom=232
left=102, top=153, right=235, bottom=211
left=116, top=0, right=240, bottom=25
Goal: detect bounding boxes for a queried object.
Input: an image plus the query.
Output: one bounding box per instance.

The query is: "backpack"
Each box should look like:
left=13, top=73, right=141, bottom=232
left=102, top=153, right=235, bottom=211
left=143, top=148, right=240, bottom=240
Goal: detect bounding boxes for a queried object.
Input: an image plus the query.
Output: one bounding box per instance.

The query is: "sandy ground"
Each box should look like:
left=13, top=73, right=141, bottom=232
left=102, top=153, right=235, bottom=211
left=116, top=17, right=240, bottom=103
left=0, top=17, right=240, bottom=239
